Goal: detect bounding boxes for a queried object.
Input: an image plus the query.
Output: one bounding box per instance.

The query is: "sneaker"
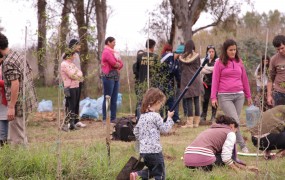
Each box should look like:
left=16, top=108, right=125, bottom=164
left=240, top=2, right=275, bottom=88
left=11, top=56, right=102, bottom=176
left=175, top=119, right=181, bottom=123
left=76, top=122, right=87, bottom=128
left=241, top=147, right=249, bottom=153
left=130, top=172, right=138, bottom=180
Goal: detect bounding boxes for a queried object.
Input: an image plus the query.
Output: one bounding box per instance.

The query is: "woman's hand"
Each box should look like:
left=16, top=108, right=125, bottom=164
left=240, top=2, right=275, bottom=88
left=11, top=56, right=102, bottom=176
left=212, top=99, right=218, bottom=108
left=247, top=98, right=252, bottom=106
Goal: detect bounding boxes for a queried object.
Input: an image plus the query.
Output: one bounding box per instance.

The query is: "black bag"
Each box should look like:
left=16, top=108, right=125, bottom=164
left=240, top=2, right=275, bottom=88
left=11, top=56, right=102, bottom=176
left=116, top=156, right=145, bottom=180
left=112, top=117, right=135, bottom=142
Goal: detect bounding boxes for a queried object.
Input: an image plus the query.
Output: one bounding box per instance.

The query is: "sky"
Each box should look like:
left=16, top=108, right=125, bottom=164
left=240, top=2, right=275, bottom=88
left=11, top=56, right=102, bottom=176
left=0, top=0, right=284, bottom=51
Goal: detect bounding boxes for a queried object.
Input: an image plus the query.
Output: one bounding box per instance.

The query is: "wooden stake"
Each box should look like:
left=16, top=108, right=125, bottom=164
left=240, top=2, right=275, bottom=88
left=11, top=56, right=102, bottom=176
left=105, top=95, right=111, bottom=165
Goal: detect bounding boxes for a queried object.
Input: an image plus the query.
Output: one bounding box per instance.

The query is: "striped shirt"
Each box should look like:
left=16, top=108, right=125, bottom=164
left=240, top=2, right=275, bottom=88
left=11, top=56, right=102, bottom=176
left=184, top=124, right=236, bottom=166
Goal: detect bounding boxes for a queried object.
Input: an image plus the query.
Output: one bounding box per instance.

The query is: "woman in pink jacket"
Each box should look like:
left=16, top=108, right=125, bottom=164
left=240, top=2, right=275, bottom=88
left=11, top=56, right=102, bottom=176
left=61, top=51, right=83, bottom=130
left=101, top=37, right=123, bottom=123
left=211, top=39, right=252, bottom=153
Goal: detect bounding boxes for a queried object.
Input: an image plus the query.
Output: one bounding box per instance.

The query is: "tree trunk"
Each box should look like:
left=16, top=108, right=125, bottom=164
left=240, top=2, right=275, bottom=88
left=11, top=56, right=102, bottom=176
left=169, top=0, right=210, bottom=47
left=55, top=0, right=70, bottom=83
left=94, top=0, right=107, bottom=92
left=74, top=0, right=90, bottom=98
left=37, top=0, right=47, bottom=86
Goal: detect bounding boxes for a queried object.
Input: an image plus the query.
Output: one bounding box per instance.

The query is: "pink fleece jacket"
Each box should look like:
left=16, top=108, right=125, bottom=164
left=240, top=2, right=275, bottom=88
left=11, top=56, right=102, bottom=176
left=101, top=46, right=123, bottom=74
left=211, top=58, right=251, bottom=100
left=60, top=60, right=83, bottom=88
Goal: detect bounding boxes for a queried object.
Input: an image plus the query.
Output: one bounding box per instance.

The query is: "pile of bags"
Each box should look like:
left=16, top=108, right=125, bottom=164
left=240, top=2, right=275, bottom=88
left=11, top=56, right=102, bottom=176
left=37, top=93, right=122, bottom=120
left=79, top=93, right=122, bottom=119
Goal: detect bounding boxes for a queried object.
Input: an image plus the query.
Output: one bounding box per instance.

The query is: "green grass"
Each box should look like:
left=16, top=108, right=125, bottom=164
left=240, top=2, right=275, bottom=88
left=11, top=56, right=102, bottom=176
left=0, top=87, right=284, bottom=179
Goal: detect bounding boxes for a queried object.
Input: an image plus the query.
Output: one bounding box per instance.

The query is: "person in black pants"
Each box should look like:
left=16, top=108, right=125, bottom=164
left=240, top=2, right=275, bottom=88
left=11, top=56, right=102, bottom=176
left=251, top=105, right=285, bottom=159
left=200, top=45, right=218, bottom=123
left=68, top=39, right=86, bottom=128
left=61, top=51, right=83, bottom=130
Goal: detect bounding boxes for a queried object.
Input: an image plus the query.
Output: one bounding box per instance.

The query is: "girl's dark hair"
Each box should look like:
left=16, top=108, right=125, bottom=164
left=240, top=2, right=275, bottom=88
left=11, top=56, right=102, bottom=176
left=182, top=39, right=195, bottom=59
left=219, top=39, right=240, bottom=66
left=205, top=45, right=218, bottom=60
left=216, top=115, right=239, bottom=128
left=140, top=88, right=166, bottom=113
left=105, top=36, right=115, bottom=45
left=257, top=55, right=270, bottom=74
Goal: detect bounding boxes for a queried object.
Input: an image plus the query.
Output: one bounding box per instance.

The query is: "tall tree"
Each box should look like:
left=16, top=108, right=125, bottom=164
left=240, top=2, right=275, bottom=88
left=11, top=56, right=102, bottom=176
left=94, top=0, right=107, bottom=64
left=54, top=0, right=71, bottom=81
left=71, top=0, right=96, bottom=97
left=37, top=0, right=47, bottom=85
left=149, top=0, right=250, bottom=48
left=94, top=0, right=107, bottom=92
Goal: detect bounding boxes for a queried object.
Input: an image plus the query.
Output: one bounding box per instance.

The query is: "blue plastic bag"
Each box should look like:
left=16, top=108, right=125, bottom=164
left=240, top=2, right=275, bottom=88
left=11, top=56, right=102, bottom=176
left=96, top=96, right=104, bottom=115
left=79, top=97, right=91, bottom=113
left=80, top=99, right=99, bottom=119
left=37, top=99, right=53, bottom=112
left=117, top=93, right=122, bottom=107
left=96, top=93, right=123, bottom=115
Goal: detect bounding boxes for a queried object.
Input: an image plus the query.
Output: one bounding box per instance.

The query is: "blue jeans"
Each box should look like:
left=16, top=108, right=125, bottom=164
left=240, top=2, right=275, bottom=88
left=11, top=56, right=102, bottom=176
left=102, top=77, right=119, bottom=121
left=0, top=120, right=8, bottom=140
left=138, top=152, right=165, bottom=180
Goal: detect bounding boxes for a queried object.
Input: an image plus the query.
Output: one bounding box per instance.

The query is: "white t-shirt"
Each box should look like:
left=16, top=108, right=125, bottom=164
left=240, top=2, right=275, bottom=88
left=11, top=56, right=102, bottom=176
left=254, top=64, right=268, bottom=87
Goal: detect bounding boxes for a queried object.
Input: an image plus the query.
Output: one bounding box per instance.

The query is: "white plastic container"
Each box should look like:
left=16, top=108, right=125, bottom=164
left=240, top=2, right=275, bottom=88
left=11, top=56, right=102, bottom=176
left=245, top=105, right=261, bottom=128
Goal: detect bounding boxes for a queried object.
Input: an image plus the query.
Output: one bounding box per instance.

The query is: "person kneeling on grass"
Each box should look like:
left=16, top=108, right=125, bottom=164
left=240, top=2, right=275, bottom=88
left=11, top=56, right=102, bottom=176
left=131, top=88, right=174, bottom=180
left=251, top=105, right=285, bottom=159
left=183, top=115, right=258, bottom=172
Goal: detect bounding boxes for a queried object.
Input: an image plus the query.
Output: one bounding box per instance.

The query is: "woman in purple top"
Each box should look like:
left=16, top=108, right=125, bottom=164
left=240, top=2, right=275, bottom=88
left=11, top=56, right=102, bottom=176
left=211, top=39, right=252, bottom=153
left=101, top=37, right=123, bottom=123
left=183, top=115, right=258, bottom=173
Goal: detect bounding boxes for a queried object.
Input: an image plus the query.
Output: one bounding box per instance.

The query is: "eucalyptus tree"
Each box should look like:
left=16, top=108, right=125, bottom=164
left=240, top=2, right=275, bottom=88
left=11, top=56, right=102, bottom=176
left=37, top=0, right=47, bottom=85
left=148, top=0, right=251, bottom=48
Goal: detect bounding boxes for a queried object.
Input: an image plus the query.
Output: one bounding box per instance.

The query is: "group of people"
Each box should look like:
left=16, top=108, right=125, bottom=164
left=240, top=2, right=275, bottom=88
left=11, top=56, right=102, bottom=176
left=130, top=35, right=285, bottom=179
left=1, top=29, right=285, bottom=179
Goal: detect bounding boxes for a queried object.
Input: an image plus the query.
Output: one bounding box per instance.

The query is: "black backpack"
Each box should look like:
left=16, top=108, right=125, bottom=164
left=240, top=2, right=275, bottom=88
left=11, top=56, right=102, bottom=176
left=112, top=117, right=136, bottom=142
